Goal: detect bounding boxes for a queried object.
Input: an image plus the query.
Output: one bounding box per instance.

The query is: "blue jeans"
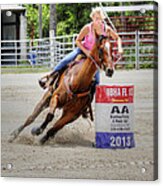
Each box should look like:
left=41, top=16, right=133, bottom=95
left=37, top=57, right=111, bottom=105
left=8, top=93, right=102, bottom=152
left=54, top=47, right=100, bottom=85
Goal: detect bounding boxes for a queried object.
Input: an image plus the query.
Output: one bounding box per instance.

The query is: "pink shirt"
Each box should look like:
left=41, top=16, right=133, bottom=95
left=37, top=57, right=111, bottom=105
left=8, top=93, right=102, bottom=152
left=82, top=22, right=106, bottom=51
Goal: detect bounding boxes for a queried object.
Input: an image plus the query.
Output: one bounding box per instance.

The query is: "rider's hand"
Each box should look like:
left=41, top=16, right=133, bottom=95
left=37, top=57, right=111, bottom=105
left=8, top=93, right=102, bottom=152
left=118, top=48, right=123, bottom=54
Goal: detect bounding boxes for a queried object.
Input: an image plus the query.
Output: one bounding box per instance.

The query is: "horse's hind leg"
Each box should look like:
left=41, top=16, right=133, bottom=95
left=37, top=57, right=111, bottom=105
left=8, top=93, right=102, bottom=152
left=32, top=93, right=59, bottom=137
left=9, top=90, right=52, bottom=142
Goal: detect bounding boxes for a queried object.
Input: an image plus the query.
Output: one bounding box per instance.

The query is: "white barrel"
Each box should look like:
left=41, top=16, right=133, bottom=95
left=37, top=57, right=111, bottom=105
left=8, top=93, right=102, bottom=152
left=95, top=85, right=135, bottom=149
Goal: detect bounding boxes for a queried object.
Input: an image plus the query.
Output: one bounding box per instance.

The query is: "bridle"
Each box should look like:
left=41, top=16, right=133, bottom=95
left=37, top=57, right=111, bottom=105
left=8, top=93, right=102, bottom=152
left=88, top=35, right=110, bottom=71
left=88, top=55, right=101, bottom=71
left=88, top=35, right=122, bottom=71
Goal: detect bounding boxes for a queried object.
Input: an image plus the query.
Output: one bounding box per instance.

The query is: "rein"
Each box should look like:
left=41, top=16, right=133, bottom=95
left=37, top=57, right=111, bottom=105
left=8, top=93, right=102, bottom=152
left=88, top=42, right=105, bottom=71
left=88, top=55, right=101, bottom=71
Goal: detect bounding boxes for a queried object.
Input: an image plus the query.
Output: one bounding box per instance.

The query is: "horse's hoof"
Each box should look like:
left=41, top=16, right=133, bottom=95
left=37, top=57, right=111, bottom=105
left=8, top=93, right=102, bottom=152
left=8, top=135, right=16, bottom=143
left=31, top=127, right=43, bottom=136
left=39, top=135, right=48, bottom=145
left=8, top=132, right=17, bottom=143
left=8, top=127, right=22, bottom=143
left=8, top=132, right=18, bottom=143
left=92, top=142, right=96, bottom=147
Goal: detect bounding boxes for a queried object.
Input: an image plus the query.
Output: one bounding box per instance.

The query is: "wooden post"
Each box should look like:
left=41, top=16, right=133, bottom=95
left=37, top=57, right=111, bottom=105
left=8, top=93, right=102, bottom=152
left=39, top=4, right=42, bottom=39
left=135, top=30, right=140, bottom=70
left=49, top=4, right=57, bottom=68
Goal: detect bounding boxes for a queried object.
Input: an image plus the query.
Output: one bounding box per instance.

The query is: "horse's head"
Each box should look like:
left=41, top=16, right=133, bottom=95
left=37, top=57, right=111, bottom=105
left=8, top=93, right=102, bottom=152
left=97, top=35, right=114, bottom=77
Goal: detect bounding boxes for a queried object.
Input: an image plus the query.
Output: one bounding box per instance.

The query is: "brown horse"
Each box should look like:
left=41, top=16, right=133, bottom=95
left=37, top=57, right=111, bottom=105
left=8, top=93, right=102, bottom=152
left=9, top=35, right=114, bottom=144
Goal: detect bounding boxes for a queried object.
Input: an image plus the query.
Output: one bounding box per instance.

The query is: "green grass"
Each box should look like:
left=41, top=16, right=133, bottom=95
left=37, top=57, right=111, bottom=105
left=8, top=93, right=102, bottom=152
left=1, top=66, right=51, bottom=74
left=1, top=62, right=157, bottom=75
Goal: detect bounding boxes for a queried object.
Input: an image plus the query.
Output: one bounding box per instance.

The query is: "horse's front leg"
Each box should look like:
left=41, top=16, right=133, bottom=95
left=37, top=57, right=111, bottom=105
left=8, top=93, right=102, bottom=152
left=40, top=112, right=75, bottom=145
left=31, top=93, right=59, bottom=137
left=40, top=97, right=89, bottom=145
left=9, top=90, right=52, bottom=142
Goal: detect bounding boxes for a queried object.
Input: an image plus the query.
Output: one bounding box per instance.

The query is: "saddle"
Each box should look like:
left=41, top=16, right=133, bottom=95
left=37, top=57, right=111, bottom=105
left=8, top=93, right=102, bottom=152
left=38, top=54, right=85, bottom=90
left=67, top=54, right=86, bottom=69
left=38, top=54, right=94, bottom=121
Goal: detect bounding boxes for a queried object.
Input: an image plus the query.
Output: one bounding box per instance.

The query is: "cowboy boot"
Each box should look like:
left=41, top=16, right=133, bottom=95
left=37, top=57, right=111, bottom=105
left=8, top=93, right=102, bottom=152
left=38, top=71, right=59, bottom=89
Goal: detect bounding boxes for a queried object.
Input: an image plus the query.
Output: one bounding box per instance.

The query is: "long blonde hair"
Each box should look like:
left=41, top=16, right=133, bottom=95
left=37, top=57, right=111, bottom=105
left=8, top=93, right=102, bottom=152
left=90, top=7, right=105, bottom=20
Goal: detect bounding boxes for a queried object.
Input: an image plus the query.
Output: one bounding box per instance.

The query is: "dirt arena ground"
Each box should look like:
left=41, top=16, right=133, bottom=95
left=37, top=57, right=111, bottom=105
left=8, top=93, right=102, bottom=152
left=1, top=69, right=157, bottom=180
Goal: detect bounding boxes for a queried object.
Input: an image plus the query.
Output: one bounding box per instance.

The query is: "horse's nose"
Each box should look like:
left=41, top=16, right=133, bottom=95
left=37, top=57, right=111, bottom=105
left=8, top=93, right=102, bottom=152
left=105, top=68, right=114, bottom=77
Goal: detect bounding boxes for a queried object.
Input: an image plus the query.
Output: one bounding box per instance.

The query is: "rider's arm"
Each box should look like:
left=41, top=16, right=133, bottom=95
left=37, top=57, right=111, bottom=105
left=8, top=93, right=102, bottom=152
left=106, top=26, right=123, bottom=54
left=76, top=25, right=90, bottom=57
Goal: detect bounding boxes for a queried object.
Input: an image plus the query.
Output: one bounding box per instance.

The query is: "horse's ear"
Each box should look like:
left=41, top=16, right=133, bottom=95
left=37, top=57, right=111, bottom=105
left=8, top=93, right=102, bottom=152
left=98, top=35, right=107, bottom=48
left=97, top=35, right=107, bottom=47
left=99, top=35, right=107, bottom=43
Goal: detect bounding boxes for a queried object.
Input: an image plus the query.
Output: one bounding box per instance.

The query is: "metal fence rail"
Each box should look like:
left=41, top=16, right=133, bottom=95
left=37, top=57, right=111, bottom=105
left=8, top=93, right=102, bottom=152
left=1, top=31, right=157, bottom=69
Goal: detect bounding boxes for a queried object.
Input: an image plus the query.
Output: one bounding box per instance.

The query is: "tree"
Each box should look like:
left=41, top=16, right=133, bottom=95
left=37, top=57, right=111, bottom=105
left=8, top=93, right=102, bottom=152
left=24, top=2, right=157, bottom=38
left=24, top=4, right=49, bottom=39
left=49, top=4, right=57, bottom=37
left=38, top=4, right=42, bottom=38
left=56, top=3, right=99, bottom=36
left=25, top=5, right=38, bottom=41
